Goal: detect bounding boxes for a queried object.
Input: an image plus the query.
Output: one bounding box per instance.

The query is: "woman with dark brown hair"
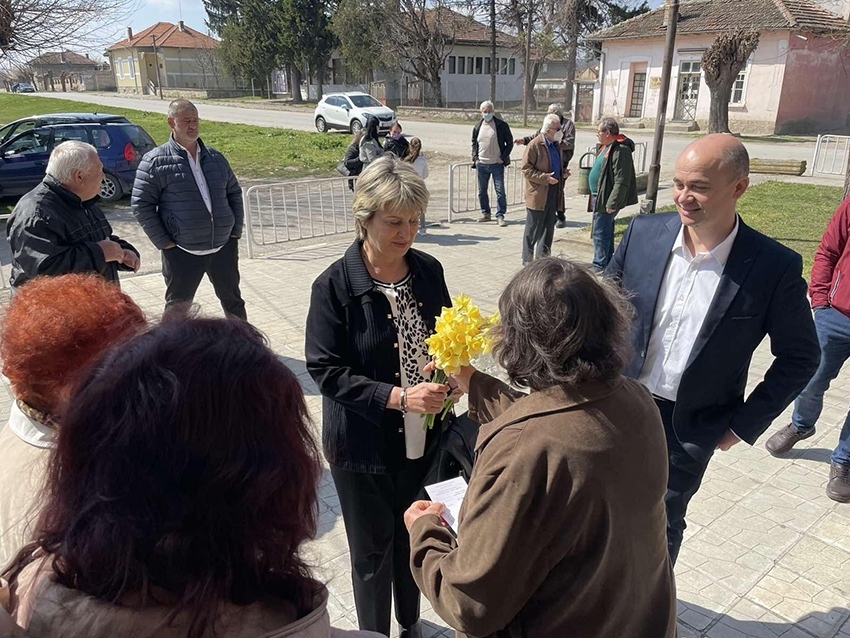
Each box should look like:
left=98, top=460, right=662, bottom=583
left=1, top=317, right=380, bottom=638
left=405, top=258, right=677, bottom=638
left=0, top=274, right=146, bottom=567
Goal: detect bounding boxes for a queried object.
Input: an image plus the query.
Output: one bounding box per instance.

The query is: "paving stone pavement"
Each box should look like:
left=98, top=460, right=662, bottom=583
left=1, top=207, right=848, bottom=638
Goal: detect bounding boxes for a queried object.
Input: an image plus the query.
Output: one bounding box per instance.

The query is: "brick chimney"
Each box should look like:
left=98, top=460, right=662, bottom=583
left=178, top=20, right=185, bottom=32
left=126, top=26, right=133, bottom=40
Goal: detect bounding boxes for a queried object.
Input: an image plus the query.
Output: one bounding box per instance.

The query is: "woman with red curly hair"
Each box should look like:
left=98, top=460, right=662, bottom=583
left=1, top=317, right=380, bottom=638
left=0, top=274, right=146, bottom=567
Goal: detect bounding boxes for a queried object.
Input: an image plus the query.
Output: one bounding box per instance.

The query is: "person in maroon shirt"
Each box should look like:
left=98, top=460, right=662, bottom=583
left=765, top=194, right=850, bottom=501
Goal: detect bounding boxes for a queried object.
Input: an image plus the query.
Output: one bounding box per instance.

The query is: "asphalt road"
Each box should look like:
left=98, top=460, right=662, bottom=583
left=26, top=92, right=821, bottom=172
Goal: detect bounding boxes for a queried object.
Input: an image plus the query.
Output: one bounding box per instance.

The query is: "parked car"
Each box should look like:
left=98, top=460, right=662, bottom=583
left=11, top=83, right=35, bottom=93
left=314, top=92, right=396, bottom=135
left=0, top=121, right=156, bottom=202
left=0, top=113, right=130, bottom=145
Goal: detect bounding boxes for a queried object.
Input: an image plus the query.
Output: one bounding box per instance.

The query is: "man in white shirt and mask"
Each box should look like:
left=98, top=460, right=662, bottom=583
left=606, top=134, right=819, bottom=564
left=471, top=100, right=513, bottom=227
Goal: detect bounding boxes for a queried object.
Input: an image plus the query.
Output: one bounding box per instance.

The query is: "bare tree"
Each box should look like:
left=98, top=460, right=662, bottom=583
left=195, top=47, right=224, bottom=89
left=703, top=29, right=760, bottom=133
left=0, top=0, right=137, bottom=61
left=377, top=2, right=463, bottom=107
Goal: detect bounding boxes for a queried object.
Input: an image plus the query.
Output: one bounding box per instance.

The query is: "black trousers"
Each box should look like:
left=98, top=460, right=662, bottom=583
left=161, top=237, right=247, bottom=320
left=655, top=398, right=712, bottom=566
left=556, top=148, right=575, bottom=221
left=331, top=460, right=427, bottom=636
left=522, top=185, right=558, bottom=263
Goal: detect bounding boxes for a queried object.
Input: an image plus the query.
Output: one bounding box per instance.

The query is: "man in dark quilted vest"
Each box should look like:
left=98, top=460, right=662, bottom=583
left=131, top=99, right=246, bottom=320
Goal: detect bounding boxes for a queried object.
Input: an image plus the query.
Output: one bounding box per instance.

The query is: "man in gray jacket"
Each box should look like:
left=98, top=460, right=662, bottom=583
left=131, top=99, right=246, bottom=320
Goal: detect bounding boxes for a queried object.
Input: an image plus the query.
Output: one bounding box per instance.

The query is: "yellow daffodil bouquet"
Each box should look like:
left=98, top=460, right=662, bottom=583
left=423, top=294, right=499, bottom=430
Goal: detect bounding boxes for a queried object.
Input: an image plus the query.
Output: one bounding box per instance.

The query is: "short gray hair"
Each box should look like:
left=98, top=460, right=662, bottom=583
left=598, top=117, right=619, bottom=136
left=479, top=100, right=494, bottom=112
left=542, top=113, right=561, bottom=133
left=495, top=258, right=633, bottom=390
left=547, top=103, right=563, bottom=117
left=46, top=141, right=99, bottom=185
left=168, top=98, right=197, bottom=118
left=352, top=156, right=429, bottom=240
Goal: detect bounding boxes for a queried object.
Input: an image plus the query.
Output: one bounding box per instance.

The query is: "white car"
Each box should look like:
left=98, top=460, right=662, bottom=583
left=314, top=92, right=396, bottom=135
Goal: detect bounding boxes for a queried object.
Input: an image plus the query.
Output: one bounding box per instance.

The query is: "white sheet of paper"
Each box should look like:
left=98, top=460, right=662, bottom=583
left=425, top=476, right=468, bottom=531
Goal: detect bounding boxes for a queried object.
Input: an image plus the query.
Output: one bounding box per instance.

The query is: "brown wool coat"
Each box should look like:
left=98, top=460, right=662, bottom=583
left=521, top=134, right=565, bottom=212
left=409, top=372, right=677, bottom=638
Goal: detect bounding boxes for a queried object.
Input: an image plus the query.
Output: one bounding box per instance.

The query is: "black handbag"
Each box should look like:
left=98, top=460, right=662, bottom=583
left=422, top=411, right=480, bottom=488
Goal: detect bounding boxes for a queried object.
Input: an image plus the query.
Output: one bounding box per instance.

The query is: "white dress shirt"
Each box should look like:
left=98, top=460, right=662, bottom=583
left=176, top=139, right=220, bottom=256
left=638, top=218, right=740, bottom=401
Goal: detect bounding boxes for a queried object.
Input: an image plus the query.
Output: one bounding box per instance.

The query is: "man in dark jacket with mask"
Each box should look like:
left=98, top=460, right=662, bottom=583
left=131, top=99, right=246, bottom=320
left=471, top=100, right=513, bottom=226
left=590, top=117, right=637, bottom=270
left=7, top=140, right=140, bottom=290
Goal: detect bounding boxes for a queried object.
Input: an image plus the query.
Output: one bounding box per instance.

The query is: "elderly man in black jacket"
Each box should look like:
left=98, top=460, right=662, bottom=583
left=131, top=99, right=246, bottom=320
left=7, top=140, right=140, bottom=290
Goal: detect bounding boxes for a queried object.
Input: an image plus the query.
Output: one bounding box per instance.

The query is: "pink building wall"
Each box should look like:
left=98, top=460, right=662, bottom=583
left=774, top=33, right=850, bottom=134
left=597, top=30, right=850, bottom=134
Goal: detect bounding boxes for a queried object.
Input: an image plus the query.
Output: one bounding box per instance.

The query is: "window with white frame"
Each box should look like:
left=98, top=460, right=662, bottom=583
left=447, top=56, right=456, bottom=74
left=122, top=59, right=131, bottom=77
left=729, top=70, right=747, bottom=105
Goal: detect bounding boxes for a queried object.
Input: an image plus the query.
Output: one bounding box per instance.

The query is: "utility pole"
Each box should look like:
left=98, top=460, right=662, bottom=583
left=521, top=7, right=532, bottom=126
left=641, top=0, right=678, bottom=214
left=489, top=0, right=497, bottom=102
left=151, top=34, right=164, bottom=99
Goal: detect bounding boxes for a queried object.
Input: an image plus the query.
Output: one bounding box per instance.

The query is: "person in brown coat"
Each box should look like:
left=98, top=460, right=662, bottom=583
left=519, top=114, right=570, bottom=266
left=404, top=258, right=677, bottom=638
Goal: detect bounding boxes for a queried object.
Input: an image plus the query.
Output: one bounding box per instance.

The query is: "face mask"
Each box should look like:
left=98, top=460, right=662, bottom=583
left=391, top=133, right=401, bottom=140
left=482, top=112, right=494, bottom=122
left=553, top=131, right=564, bottom=143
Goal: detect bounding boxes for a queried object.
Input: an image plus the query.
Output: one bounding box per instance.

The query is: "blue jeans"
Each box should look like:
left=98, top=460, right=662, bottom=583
left=791, top=306, right=850, bottom=467
left=591, top=206, right=616, bottom=270
left=476, top=163, right=506, bottom=218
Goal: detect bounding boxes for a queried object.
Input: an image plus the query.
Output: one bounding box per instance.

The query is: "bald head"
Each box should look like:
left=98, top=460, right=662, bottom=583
left=680, top=134, right=749, bottom=181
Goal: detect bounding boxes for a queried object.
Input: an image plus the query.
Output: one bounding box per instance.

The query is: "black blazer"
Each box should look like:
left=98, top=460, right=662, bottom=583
left=305, top=241, right=452, bottom=474
left=606, top=212, right=819, bottom=463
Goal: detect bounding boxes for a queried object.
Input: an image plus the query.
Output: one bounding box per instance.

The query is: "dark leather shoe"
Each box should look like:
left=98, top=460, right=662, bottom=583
left=399, top=621, right=423, bottom=638
left=765, top=424, right=815, bottom=456
left=555, top=219, right=567, bottom=228
left=827, top=463, right=850, bottom=503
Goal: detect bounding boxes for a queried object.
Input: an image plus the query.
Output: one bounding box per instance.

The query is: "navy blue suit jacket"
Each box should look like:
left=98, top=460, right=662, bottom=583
left=606, top=212, right=819, bottom=463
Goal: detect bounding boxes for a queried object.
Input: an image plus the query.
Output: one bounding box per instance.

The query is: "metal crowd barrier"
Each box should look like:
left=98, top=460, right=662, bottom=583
left=242, top=177, right=357, bottom=258
left=810, top=134, right=850, bottom=177
left=447, top=163, right=524, bottom=222
left=584, top=141, right=648, bottom=173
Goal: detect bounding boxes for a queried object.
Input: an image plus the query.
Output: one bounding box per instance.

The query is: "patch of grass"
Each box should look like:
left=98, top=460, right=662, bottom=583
left=0, top=93, right=348, bottom=179
left=607, top=181, right=842, bottom=277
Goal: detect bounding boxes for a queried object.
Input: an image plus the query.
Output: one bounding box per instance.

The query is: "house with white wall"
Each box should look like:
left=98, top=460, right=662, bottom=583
left=588, top=0, right=850, bottom=134
left=299, top=8, right=524, bottom=108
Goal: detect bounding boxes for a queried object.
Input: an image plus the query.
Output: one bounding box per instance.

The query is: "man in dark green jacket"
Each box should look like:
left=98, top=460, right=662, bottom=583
left=590, top=118, right=637, bottom=270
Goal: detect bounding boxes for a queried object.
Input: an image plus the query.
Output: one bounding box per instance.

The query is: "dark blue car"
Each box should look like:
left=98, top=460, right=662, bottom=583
left=0, top=121, right=156, bottom=202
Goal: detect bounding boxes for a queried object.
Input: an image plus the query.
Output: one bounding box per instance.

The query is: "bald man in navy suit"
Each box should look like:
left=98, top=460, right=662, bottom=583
left=607, top=134, right=819, bottom=564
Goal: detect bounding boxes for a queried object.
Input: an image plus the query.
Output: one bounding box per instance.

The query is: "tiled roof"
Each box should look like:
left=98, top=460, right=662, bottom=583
left=108, top=22, right=219, bottom=51
left=425, top=7, right=518, bottom=47
left=588, top=0, right=849, bottom=40
left=30, top=51, right=97, bottom=66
